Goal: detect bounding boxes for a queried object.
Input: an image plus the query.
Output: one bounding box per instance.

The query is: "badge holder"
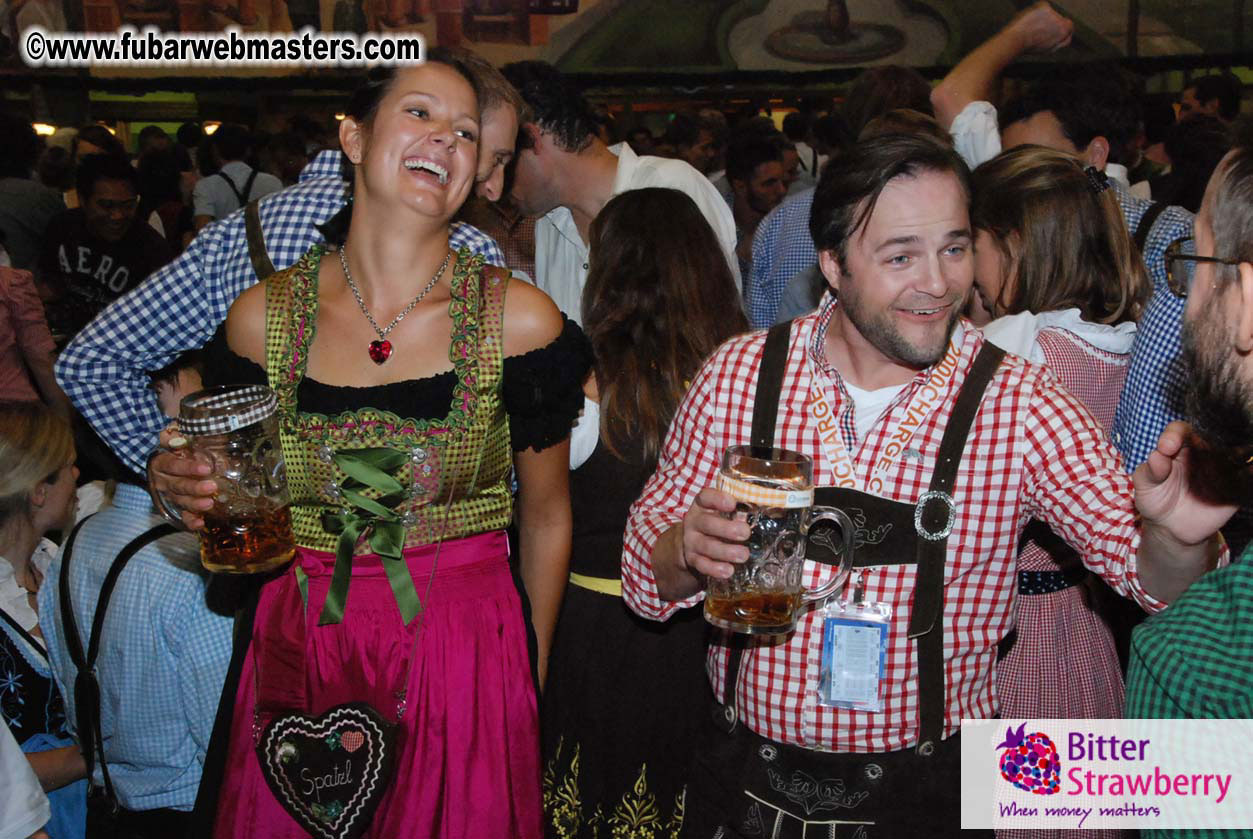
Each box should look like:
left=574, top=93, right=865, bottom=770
left=817, top=573, right=891, bottom=712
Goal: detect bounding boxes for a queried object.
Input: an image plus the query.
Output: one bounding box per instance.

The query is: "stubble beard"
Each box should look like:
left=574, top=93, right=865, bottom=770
left=1182, top=308, right=1253, bottom=453
left=840, top=284, right=961, bottom=370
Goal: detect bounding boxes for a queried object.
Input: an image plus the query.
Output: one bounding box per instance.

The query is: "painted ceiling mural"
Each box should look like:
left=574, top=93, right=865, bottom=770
left=0, top=0, right=1247, bottom=74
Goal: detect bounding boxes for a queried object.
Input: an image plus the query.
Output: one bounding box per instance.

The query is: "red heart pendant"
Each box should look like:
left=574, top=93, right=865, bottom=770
left=367, top=340, right=392, bottom=364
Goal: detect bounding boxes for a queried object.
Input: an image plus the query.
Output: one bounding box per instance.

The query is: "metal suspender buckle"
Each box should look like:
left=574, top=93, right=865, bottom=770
left=913, top=490, right=956, bottom=542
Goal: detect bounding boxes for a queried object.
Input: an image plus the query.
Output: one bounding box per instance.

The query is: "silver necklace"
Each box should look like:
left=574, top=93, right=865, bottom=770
left=338, top=245, right=450, bottom=364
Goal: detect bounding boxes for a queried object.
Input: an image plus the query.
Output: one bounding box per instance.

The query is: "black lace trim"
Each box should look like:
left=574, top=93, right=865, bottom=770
left=203, top=317, right=591, bottom=452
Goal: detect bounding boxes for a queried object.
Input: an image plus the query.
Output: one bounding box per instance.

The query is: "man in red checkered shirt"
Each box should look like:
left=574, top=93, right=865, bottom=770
left=621, top=133, right=1231, bottom=837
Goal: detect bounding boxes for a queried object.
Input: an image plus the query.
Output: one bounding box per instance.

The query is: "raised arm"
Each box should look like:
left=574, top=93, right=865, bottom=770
left=930, top=1, right=1074, bottom=130
left=1023, top=376, right=1225, bottom=611
left=54, top=220, right=249, bottom=475
left=1132, top=422, right=1233, bottom=602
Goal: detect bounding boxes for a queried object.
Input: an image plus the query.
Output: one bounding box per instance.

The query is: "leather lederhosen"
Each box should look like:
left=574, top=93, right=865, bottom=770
left=682, top=321, right=1004, bottom=839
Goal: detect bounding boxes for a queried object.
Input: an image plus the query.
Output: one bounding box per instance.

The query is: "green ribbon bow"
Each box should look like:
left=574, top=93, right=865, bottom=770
left=317, top=448, right=422, bottom=626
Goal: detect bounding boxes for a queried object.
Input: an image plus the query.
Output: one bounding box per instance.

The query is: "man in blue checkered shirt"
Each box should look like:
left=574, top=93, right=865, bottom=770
left=39, top=354, right=231, bottom=832
left=746, top=186, right=815, bottom=329
left=56, top=70, right=522, bottom=477
left=931, top=1, right=1195, bottom=472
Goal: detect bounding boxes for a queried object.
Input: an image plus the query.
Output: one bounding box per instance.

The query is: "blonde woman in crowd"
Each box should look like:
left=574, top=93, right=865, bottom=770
left=0, top=402, right=87, bottom=839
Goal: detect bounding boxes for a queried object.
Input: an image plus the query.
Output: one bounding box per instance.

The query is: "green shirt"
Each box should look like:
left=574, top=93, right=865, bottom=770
left=1125, top=546, right=1253, bottom=838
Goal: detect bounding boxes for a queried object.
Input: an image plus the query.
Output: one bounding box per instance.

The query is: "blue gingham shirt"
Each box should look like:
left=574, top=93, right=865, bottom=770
left=747, top=187, right=816, bottom=329
left=37, top=484, right=232, bottom=812
left=1108, top=183, right=1194, bottom=470
left=55, top=151, right=506, bottom=474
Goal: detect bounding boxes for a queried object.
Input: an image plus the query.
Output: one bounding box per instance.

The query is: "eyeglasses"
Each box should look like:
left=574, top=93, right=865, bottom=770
left=1165, top=236, right=1242, bottom=298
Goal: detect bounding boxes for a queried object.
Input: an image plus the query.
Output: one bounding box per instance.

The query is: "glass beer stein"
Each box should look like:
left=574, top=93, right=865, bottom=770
left=152, top=385, right=296, bottom=574
left=704, top=445, right=855, bottom=635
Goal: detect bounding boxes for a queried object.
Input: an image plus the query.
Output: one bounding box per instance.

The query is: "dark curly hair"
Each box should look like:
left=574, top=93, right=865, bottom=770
left=1000, top=70, right=1141, bottom=165
left=501, top=61, right=598, bottom=153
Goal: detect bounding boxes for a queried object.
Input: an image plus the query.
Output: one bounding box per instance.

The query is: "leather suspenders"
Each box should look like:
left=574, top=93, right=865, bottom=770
left=244, top=199, right=276, bottom=281
left=720, top=320, right=1004, bottom=754
left=59, top=519, right=178, bottom=806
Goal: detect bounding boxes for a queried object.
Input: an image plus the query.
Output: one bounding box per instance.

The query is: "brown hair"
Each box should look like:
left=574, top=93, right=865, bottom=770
left=841, top=65, right=933, bottom=136
left=440, top=46, right=531, bottom=126
left=0, top=401, right=74, bottom=532
left=810, top=132, right=970, bottom=270
left=970, top=146, right=1149, bottom=324
left=583, top=188, right=748, bottom=460
left=859, top=109, right=952, bottom=147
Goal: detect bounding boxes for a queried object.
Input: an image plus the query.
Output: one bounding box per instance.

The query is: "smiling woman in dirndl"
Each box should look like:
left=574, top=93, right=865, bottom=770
left=198, top=53, right=589, bottom=839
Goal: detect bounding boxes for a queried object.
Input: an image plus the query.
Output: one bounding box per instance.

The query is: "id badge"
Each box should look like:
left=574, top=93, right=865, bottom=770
left=817, top=598, right=891, bottom=711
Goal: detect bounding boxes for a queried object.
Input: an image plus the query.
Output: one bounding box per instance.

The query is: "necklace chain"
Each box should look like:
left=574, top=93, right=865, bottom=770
left=338, top=245, right=450, bottom=341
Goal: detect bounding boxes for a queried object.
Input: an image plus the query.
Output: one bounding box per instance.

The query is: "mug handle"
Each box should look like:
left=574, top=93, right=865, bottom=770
left=801, top=506, right=856, bottom=606
left=146, top=445, right=192, bottom=530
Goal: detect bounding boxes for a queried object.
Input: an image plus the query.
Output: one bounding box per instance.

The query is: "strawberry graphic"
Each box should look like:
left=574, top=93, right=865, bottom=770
left=996, top=723, right=1061, bottom=795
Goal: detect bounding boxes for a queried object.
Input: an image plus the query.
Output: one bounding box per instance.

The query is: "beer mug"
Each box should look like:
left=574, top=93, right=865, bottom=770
left=151, top=385, right=296, bottom=574
left=704, top=445, right=855, bottom=635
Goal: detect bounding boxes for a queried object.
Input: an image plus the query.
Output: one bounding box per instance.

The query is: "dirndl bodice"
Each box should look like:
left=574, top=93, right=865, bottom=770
left=262, top=244, right=513, bottom=556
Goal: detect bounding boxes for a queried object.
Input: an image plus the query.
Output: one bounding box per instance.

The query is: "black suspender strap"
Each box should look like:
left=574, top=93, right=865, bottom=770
left=215, top=166, right=259, bottom=209
left=907, top=342, right=1005, bottom=754
left=59, top=520, right=177, bottom=804
left=244, top=198, right=275, bottom=281
left=717, top=322, right=793, bottom=731
left=54, top=516, right=95, bottom=670
left=1134, top=202, right=1167, bottom=254
left=214, top=171, right=246, bottom=207
left=241, top=168, right=259, bottom=205
left=728, top=331, right=1005, bottom=754
left=751, top=321, right=792, bottom=450
left=216, top=168, right=260, bottom=210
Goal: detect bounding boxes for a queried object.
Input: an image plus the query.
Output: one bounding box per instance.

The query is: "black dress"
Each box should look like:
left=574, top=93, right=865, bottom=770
left=0, top=604, right=67, bottom=745
left=542, top=428, right=711, bottom=839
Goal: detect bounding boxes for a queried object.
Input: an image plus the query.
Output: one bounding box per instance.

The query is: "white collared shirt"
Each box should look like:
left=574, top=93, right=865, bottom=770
left=981, top=307, right=1137, bottom=363
left=949, top=101, right=1141, bottom=188
left=533, top=143, right=740, bottom=324
left=0, top=722, right=49, bottom=839
left=0, top=539, right=56, bottom=636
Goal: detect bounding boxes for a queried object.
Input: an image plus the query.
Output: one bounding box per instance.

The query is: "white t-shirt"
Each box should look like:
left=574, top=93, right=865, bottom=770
left=949, top=101, right=1137, bottom=191
left=534, top=143, right=740, bottom=324
left=192, top=161, right=282, bottom=221
left=842, top=380, right=908, bottom=446
left=0, top=722, right=49, bottom=839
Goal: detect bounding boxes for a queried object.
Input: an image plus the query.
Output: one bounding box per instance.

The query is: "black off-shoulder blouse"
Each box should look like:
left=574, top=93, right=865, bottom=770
left=202, top=318, right=592, bottom=453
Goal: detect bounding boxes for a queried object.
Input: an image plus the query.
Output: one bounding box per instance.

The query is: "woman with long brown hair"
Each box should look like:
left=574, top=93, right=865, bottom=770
left=972, top=145, right=1148, bottom=839
left=542, top=187, right=748, bottom=836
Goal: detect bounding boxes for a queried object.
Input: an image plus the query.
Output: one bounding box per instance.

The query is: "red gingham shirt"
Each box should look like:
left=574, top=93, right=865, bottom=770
left=621, top=296, right=1166, bottom=754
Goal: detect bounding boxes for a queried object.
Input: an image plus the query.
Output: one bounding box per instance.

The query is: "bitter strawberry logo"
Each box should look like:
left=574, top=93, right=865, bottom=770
left=996, top=723, right=1061, bottom=795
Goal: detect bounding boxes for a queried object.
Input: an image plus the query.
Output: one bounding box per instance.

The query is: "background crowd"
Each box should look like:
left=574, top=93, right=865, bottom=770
left=1, top=2, right=1251, bottom=838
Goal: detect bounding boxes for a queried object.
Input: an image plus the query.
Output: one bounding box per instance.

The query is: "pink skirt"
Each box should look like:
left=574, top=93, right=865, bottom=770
left=213, top=530, right=542, bottom=838
left=997, top=543, right=1122, bottom=839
